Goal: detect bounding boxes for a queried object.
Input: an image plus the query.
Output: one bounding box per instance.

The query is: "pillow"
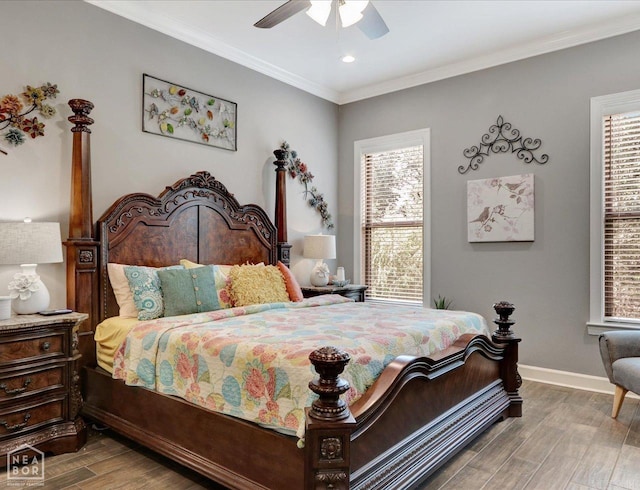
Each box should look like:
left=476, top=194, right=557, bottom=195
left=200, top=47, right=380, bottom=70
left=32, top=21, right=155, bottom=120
left=180, top=259, right=203, bottom=269
left=107, top=263, right=138, bottom=318
left=277, top=261, right=304, bottom=302
left=158, top=267, right=220, bottom=317
left=179, top=259, right=234, bottom=308
left=229, top=264, right=290, bottom=307
left=124, top=265, right=183, bottom=320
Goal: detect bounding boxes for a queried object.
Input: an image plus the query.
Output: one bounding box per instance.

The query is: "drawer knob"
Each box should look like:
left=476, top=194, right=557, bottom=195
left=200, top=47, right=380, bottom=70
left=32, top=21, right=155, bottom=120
left=0, top=413, right=31, bottom=431
left=0, top=378, right=31, bottom=395
left=41, top=342, right=51, bottom=352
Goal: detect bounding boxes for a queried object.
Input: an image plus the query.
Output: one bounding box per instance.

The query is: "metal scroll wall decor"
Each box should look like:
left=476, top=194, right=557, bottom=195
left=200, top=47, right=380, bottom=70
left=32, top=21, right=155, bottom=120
left=459, top=115, right=549, bottom=174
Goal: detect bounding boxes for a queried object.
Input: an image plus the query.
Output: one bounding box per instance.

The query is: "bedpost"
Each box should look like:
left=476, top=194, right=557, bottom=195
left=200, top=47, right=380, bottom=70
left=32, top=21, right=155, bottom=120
left=492, top=301, right=523, bottom=417
left=273, top=149, right=292, bottom=267
left=305, top=346, right=356, bottom=490
left=65, top=99, right=99, bottom=369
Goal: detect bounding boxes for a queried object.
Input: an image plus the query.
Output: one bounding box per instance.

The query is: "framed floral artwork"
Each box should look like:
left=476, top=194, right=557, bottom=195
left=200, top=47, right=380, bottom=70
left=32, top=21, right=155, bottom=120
left=142, top=74, right=236, bottom=151
left=467, top=173, right=534, bottom=242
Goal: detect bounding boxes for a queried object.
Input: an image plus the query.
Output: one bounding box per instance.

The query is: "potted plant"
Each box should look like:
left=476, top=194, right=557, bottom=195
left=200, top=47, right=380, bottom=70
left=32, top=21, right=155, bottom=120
left=433, top=295, right=453, bottom=310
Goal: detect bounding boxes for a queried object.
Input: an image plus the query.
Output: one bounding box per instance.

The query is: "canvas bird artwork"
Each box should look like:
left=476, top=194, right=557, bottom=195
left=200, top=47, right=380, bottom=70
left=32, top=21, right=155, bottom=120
left=467, top=174, right=534, bottom=242
left=469, top=206, right=491, bottom=225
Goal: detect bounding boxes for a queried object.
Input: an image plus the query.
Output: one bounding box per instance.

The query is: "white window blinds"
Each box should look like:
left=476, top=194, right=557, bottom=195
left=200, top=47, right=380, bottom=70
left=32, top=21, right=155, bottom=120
left=361, top=145, right=423, bottom=303
left=604, top=111, right=640, bottom=321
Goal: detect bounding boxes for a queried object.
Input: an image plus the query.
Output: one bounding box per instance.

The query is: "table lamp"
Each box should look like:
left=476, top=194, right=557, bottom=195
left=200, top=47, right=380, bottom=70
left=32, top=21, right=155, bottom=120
left=304, top=234, right=336, bottom=287
left=0, top=220, right=63, bottom=315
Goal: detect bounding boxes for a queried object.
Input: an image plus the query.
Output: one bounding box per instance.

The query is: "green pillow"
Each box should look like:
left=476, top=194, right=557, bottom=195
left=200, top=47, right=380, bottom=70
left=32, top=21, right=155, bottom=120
left=157, top=267, right=220, bottom=317
left=124, top=265, right=183, bottom=320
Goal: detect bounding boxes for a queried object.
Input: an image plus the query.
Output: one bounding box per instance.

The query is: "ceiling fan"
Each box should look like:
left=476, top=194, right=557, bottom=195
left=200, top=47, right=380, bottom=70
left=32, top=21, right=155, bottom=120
left=254, top=0, right=389, bottom=40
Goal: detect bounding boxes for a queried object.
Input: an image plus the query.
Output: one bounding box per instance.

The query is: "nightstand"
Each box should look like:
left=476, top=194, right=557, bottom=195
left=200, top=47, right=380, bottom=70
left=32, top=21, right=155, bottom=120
left=0, top=312, right=88, bottom=463
left=302, top=284, right=368, bottom=302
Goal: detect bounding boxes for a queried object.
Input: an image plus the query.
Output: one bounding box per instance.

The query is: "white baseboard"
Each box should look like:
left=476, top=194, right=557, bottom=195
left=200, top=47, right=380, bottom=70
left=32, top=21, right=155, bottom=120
left=519, top=364, right=640, bottom=399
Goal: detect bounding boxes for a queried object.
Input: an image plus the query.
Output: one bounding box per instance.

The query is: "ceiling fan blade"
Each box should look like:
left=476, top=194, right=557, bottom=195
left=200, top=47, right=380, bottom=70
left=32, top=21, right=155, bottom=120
left=254, top=0, right=311, bottom=28
left=357, top=2, right=389, bottom=39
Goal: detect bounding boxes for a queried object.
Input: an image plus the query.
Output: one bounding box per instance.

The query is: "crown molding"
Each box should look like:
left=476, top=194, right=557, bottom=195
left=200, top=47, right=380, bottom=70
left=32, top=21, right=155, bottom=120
left=85, top=0, right=341, bottom=103
left=86, top=1, right=640, bottom=106
left=339, top=15, right=640, bottom=104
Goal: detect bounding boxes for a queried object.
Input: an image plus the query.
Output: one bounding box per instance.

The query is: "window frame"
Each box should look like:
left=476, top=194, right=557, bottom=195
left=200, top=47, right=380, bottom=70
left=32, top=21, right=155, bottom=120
left=589, top=88, right=640, bottom=335
left=353, top=129, right=431, bottom=305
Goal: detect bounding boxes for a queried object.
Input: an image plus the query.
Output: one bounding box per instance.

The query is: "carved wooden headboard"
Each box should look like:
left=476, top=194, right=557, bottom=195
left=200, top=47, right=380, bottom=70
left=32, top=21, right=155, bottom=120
left=96, top=171, right=278, bottom=320
left=64, top=99, right=290, bottom=371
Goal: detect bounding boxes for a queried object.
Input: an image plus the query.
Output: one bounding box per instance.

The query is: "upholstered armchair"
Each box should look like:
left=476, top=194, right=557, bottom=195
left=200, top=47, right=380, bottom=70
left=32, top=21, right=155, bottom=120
left=599, top=331, right=640, bottom=418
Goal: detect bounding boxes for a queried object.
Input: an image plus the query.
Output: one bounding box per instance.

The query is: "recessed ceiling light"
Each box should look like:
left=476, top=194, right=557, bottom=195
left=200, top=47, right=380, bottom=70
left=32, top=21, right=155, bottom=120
left=342, top=55, right=356, bottom=63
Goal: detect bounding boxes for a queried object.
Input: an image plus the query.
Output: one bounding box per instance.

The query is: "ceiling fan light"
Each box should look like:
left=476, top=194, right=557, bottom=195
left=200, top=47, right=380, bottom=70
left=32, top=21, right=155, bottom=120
left=339, top=0, right=369, bottom=27
left=307, top=0, right=332, bottom=26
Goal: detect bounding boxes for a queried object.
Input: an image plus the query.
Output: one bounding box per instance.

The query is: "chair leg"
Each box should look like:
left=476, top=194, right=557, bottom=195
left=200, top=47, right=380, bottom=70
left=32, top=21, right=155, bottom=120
left=612, top=385, right=628, bottom=418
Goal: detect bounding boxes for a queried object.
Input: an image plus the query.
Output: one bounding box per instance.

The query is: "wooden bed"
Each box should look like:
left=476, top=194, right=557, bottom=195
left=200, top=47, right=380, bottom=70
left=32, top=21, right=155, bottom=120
left=64, top=99, right=522, bottom=489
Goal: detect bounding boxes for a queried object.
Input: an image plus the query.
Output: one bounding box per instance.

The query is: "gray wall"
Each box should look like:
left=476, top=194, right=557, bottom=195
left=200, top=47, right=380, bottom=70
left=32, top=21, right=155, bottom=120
left=3, top=1, right=640, bottom=377
left=338, top=30, right=640, bottom=377
left=0, top=1, right=338, bottom=303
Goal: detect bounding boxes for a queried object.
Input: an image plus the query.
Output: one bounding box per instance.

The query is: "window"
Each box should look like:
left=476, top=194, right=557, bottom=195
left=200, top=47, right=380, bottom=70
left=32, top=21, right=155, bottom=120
left=603, top=112, right=640, bottom=320
left=590, top=89, right=640, bottom=331
left=354, top=130, right=430, bottom=305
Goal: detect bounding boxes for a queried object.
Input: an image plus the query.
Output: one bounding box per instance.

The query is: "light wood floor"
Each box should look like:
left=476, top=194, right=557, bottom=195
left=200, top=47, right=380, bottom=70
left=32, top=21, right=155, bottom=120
left=1, top=380, right=639, bottom=489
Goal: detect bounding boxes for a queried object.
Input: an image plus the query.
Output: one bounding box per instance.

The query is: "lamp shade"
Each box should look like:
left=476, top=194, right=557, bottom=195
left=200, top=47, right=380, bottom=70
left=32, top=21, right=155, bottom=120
left=0, top=222, right=63, bottom=265
left=304, top=234, right=336, bottom=260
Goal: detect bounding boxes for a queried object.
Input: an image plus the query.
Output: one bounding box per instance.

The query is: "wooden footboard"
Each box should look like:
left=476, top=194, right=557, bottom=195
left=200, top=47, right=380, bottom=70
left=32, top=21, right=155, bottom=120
left=302, top=302, right=521, bottom=489
left=81, top=304, right=520, bottom=490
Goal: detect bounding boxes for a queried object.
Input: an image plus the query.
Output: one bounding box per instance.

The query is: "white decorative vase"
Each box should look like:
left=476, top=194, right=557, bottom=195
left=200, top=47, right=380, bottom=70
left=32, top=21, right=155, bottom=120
left=9, top=265, right=51, bottom=315
left=310, top=261, right=330, bottom=287
left=12, top=285, right=50, bottom=314
left=0, top=296, right=11, bottom=320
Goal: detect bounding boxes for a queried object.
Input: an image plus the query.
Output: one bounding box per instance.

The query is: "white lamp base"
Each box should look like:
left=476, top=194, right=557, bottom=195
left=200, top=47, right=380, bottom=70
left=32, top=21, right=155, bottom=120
left=310, top=260, right=330, bottom=287
left=9, top=265, right=51, bottom=315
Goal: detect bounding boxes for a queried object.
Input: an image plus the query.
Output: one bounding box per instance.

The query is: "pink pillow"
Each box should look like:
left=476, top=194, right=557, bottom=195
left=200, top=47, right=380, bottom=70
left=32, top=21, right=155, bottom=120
left=277, top=261, right=304, bottom=302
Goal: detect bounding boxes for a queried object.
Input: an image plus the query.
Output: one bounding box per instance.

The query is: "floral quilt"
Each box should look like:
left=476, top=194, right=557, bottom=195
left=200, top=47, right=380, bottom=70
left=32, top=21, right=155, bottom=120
left=112, top=295, right=489, bottom=440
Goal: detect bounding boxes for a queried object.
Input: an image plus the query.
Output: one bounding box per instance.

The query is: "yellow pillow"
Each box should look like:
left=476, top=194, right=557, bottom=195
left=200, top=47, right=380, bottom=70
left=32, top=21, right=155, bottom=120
left=229, top=264, right=290, bottom=307
left=180, top=259, right=202, bottom=269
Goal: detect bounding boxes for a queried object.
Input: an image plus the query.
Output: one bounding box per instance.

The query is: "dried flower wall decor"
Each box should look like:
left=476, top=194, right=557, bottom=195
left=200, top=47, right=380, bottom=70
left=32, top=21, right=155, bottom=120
left=280, top=141, right=334, bottom=229
left=0, top=82, right=59, bottom=154
left=142, top=74, right=237, bottom=151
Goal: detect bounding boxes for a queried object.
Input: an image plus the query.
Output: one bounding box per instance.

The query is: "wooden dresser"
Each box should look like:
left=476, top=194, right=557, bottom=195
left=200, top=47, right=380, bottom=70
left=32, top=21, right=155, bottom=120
left=0, top=312, right=87, bottom=464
